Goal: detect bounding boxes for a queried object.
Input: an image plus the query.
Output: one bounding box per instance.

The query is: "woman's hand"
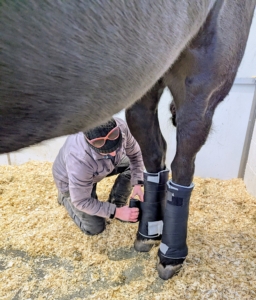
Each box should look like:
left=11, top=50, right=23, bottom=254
left=130, top=184, right=144, bottom=202
left=115, top=206, right=139, bottom=222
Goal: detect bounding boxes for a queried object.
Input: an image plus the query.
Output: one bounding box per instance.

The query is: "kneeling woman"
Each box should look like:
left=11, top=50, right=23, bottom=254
left=52, top=117, right=144, bottom=235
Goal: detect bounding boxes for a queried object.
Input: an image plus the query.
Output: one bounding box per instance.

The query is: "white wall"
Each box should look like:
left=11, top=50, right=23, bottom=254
left=244, top=121, right=256, bottom=197
left=233, top=10, right=256, bottom=195
left=5, top=136, right=68, bottom=165
left=236, top=10, right=256, bottom=79
left=0, top=154, right=9, bottom=165
left=157, top=83, right=255, bottom=179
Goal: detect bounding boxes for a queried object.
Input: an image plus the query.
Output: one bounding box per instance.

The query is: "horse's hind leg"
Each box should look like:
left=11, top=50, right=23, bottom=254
left=126, top=79, right=169, bottom=252
left=157, top=0, right=256, bottom=280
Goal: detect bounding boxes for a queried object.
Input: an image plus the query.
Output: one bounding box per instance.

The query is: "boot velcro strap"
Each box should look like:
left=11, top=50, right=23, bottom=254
left=168, top=196, right=183, bottom=206
left=139, top=220, right=163, bottom=238
left=160, top=243, right=186, bottom=259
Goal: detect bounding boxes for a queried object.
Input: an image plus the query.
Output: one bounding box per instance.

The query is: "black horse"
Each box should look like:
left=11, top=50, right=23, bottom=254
left=127, top=2, right=256, bottom=279
left=0, top=0, right=255, bottom=280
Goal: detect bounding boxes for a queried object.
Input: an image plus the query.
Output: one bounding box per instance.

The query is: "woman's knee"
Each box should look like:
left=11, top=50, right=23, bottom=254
left=80, top=222, right=106, bottom=236
left=62, top=196, right=106, bottom=235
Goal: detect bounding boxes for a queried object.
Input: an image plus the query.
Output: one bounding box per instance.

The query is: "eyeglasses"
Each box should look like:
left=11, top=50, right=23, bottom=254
left=86, top=126, right=120, bottom=148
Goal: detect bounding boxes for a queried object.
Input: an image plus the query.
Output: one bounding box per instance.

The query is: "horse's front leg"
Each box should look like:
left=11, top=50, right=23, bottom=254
left=156, top=0, right=255, bottom=280
left=126, top=79, right=169, bottom=252
left=157, top=99, right=213, bottom=279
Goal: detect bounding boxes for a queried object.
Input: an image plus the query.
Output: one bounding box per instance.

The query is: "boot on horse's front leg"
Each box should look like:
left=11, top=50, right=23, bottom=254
left=134, top=169, right=169, bottom=252
left=157, top=180, right=194, bottom=280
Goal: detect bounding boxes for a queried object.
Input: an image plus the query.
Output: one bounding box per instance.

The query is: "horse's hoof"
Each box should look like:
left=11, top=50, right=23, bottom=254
left=134, top=239, right=159, bottom=252
left=157, top=260, right=182, bottom=280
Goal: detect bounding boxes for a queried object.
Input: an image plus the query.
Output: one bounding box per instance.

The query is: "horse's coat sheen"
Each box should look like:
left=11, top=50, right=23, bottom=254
left=1, top=0, right=255, bottom=280
left=1, top=0, right=215, bottom=153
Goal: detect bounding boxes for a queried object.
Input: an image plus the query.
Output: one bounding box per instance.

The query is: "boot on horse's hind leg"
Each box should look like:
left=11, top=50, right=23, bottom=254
left=157, top=180, right=194, bottom=280
left=134, top=169, right=169, bottom=252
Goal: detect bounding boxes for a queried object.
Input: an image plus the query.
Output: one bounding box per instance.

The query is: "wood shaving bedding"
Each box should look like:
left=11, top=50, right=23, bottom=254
left=0, top=161, right=256, bottom=299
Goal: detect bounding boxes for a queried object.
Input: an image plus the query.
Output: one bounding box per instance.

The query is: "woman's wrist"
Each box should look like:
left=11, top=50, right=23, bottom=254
left=109, top=207, right=116, bottom=219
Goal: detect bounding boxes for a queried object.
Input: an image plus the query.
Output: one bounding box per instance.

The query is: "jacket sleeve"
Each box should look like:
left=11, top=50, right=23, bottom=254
left=123, top=124, right=144, bottom=186
left=66, top=153, right=116, bottom=218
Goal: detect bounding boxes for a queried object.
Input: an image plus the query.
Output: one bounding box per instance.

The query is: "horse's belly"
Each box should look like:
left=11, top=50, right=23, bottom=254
left=0, top=0, right=216, bottom=153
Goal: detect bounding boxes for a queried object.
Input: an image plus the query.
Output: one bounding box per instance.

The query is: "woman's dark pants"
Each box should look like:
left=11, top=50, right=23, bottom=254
left=57, top=157, right=132, bottom=235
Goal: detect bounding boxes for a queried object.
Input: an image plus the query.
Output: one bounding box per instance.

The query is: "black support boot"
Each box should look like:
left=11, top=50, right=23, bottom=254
left=157, top=180, right=194, bottom=280
left=134, top=169, right=169, bottom=252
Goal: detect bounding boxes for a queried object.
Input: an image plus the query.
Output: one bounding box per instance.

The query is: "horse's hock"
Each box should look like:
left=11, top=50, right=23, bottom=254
left=0, top=161, right=256, bottom=299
